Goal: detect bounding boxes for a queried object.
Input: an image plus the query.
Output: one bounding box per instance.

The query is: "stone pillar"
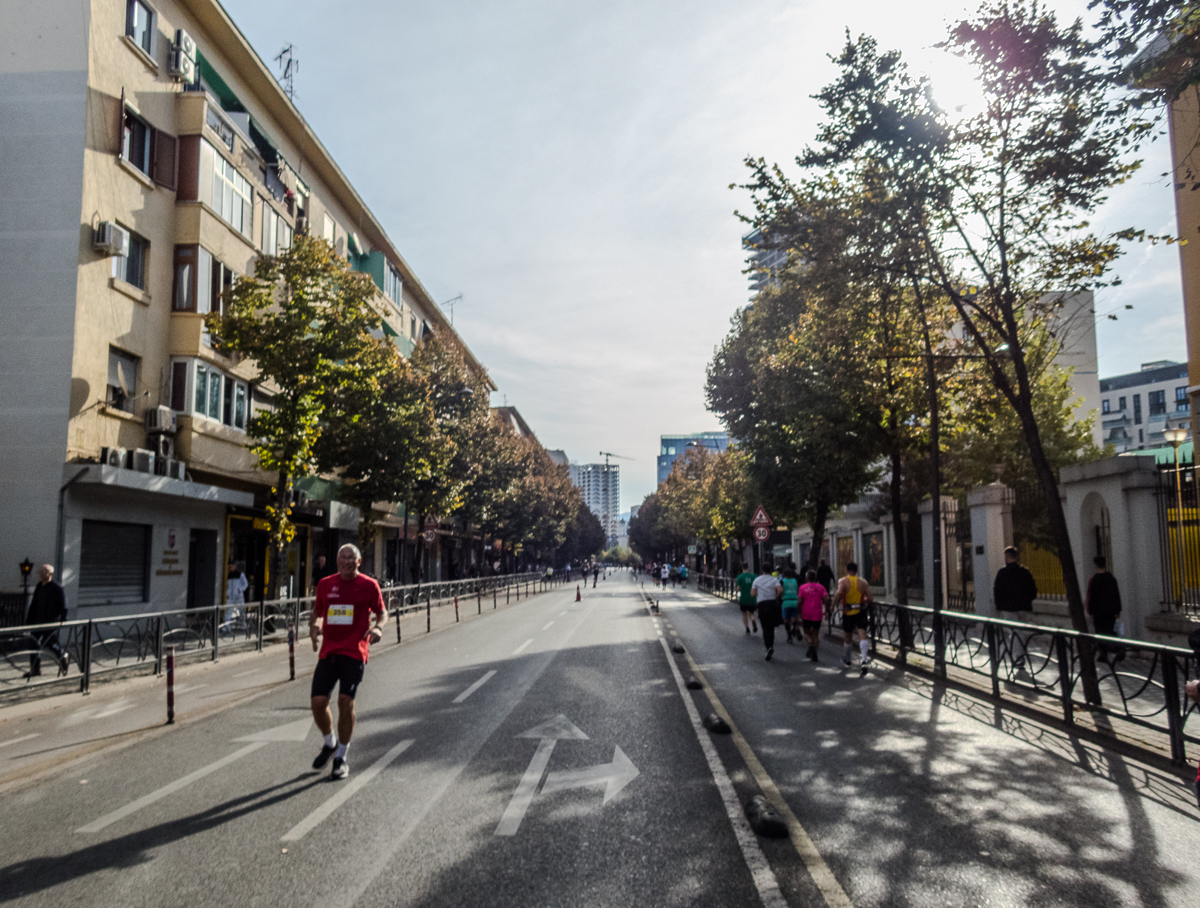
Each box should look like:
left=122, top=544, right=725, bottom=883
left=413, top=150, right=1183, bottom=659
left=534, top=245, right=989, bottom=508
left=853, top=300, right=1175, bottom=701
left=881, top=514, right=896, bottom=599
left=967, top=482, right=1013, bottom=617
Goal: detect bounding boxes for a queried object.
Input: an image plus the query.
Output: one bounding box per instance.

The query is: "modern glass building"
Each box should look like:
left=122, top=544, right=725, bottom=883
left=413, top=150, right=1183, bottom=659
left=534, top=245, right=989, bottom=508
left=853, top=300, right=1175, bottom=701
left=657, top=433, right=729, bottom=484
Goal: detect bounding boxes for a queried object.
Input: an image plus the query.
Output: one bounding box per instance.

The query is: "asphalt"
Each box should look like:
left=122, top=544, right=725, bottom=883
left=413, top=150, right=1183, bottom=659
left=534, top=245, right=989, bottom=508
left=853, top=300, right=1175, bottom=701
left=3, top=572, right=1196, bottom=908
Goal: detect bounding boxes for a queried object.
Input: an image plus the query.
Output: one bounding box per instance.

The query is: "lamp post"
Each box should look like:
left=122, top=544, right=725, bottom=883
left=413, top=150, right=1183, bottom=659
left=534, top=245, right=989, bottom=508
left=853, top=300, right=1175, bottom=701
left=1163, top=424, right=1189, bottom=608
left=19, top=558, right=33, bottom=602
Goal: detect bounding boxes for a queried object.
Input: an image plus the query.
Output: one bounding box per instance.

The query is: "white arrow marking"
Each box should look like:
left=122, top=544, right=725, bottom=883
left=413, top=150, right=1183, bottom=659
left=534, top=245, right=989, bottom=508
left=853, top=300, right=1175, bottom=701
left=495, top=715, right=590, bottom=836
left=76, top=717, right=314, bottom=834
left=541, top=745, right=639, bottom=804
left=281, top=738, right=414, bottom=841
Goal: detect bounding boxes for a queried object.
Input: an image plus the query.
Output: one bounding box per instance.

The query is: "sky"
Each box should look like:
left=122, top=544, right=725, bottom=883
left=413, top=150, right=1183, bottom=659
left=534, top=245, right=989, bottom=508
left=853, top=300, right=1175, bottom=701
left=223, top=0, right=1186, bottom=510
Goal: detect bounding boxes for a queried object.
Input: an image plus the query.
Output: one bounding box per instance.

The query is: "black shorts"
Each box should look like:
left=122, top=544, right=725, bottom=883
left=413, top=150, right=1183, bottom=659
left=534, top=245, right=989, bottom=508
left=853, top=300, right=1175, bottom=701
left=842, top=611, right=869, bottom=634
left=739, top=602, right=758, bottom=613
left=802, top=618, right=822, bottom=632
left=311, top=653, right=366, bottom=700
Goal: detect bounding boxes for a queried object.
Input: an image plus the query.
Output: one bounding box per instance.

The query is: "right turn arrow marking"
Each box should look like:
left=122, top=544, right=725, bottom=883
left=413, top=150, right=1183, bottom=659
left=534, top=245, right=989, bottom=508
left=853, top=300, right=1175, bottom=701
left=541, top=745, right=639, bottom=804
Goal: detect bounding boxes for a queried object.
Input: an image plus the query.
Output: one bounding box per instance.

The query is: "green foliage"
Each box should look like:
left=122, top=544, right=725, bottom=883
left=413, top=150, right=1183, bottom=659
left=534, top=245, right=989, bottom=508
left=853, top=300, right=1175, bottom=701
left=559, top=501, right=606, bottom=564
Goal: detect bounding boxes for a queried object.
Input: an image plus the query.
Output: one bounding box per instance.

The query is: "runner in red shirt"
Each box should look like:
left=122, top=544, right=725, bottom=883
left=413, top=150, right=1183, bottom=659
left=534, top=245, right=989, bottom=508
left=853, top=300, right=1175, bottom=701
left=309, top=544, right=388, bottom=780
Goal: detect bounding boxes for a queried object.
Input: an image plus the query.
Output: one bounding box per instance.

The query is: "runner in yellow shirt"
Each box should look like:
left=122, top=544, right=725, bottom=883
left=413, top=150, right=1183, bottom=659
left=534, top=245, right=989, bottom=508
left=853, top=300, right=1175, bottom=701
left=835, top=561, right=874, bottom=676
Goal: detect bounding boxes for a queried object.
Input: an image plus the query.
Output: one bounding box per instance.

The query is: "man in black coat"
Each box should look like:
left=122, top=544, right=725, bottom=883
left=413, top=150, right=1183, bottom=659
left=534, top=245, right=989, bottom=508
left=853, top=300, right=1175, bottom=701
left=1087, top=556, right=1124, bottom=662
left=25, top=564, right=68, bottom=678
left=993, top=546, right=1038, bottom=668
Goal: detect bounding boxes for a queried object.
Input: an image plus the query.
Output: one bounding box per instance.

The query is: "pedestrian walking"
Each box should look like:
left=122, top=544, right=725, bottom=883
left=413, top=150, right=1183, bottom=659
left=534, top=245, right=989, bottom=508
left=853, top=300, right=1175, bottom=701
left=1086, top=556, right=1124, bottom=662
left=225, top=561, right=249, bottom=627
left=752, top=566, right=783, bottom=661
left=735, top=564, right=758, bottom=634
left=592, top=564, right=599, bottom=588
left=798, top=569, right=827, bottom=661
left=816, top=558, right=835, bottom=593
left=660, top=562, right=670, bottom=589
left=679, top=564, right=688, bottom=588
left=24, top=564, right=68, bottom=678
left=835, top=561, right=874, bottom=675
left=780, top=566, right=799, bottom=643
left=993, top=546, right=1037, bottom=669
left=308, top=544, right=388, bottom=781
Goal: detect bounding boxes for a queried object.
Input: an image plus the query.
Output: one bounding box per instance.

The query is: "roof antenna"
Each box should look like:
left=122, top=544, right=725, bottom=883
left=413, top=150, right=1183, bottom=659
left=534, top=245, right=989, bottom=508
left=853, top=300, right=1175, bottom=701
left=275, top=45, right=298, bottom=101
left=442, top=294, right=463, bottom=326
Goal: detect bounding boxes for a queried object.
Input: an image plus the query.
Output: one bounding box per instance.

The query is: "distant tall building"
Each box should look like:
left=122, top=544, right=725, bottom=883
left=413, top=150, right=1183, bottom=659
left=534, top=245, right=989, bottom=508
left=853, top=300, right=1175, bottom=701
left=546, top=450, right=569, bottom=467
left=658, top=433, right=729, bottom=484
left=569, top=463, right=621, bottom=547
left=1100, top=360, right=1192, bottom=452
left=744, top=227, right=788, bottom=296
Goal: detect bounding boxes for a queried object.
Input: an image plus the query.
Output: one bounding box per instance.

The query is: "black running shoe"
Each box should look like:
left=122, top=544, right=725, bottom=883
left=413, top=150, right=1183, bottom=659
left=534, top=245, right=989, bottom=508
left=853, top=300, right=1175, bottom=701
left=860, top=659, right=870, bottom=677
left=312, top=743, right=337, bottom=770
left=331, top=757, right=349, bottom=780
left=765, top=647, right=774, bottom=661
left=752, top=619, right=758, bottom=633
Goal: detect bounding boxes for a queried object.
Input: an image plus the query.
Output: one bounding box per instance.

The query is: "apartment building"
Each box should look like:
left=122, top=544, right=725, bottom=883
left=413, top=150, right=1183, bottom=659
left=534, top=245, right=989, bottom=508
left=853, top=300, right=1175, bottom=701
left=657, top=432, right=729, bottom=484
left=1099, top=361, right=1192, bottom=452
left=569, top=464, right=621, bottom=547
left=0, top=0, right=489, bottom=614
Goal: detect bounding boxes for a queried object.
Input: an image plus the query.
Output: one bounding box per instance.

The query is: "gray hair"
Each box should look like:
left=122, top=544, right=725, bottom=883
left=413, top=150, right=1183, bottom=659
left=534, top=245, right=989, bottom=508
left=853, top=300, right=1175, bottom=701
left=337, top=544, right=362, bottom=560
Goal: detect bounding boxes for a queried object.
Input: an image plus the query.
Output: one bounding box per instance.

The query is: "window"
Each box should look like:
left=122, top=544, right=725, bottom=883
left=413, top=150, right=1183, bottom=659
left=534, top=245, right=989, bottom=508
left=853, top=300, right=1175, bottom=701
left=1133, top=394, right=1142, bottom=425
left=1118, top=396, right=1126, bottom=411
left=262, top=204, right=292, bottom=256
left=1101, top=399, right=1111, bottom=414
left=205, top=140, right=252, bottom=236
left=410, top=315, right=417, bottom=339
left=385, top=262, right=403, bottom=303
left=206, top=105, right=235, bottom=152
left=1149, top=389, right=1167, bottom=416
left=112, top=230, right=148, bottom=289
left=668, top=447, right=676, bottom=455
left=125, top=1, right=154, bottom=55
left=170, top=361, right=187, bottom=410
left=79, top=520, right=149, bottom=606
left=173, top=246, right=194, bottom=310
left=322, top=214, right=335, bottom=246
left=1177, top=386, right=1190, bottom=412
left=188, top=361, right=247, bottom=429
left=107, top=347, right=139, bottom=413
left=122, top=108, right=151, bottom=175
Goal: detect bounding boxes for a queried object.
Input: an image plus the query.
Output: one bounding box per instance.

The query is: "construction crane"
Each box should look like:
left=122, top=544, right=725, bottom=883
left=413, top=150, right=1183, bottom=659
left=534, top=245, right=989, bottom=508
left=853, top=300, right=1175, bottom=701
left=598, top=452, right=633, bottom=550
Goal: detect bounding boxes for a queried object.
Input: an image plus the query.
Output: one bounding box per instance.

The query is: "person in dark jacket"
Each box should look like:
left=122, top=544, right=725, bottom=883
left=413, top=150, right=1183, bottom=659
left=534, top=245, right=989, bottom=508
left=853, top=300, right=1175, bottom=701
left=816, top=559, right=835, bottom=593
left=1086, top=556, right=1124, bottom=662
left=993, top=546, right=1037, bottom=668
left=25, top=564, right=68, bottom=678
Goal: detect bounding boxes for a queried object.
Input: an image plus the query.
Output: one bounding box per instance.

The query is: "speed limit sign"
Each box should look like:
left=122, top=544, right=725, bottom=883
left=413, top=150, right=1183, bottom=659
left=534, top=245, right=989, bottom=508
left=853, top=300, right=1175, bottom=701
left=423, top=528, right=437, bottom=543
left=753, top=526, right=770, bottom=542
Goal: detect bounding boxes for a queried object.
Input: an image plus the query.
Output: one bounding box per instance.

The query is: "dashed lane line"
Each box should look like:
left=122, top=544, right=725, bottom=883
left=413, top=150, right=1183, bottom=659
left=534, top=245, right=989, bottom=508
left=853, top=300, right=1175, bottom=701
left=512, top=639, right=534, bottom=656
left=0, top=733, right=40, bottom=749
left=452, top=670, right=497, bottom=704
left=542, top=622, right=555, bottom=631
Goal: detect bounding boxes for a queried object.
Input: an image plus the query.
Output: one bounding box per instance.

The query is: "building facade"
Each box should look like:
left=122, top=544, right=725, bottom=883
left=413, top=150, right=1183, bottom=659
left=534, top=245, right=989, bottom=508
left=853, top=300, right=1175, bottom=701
left=657, top=432, right=729, bottom=484
left=1099, top=361, right=1192, bottom=453
left=569, top=464, right=621, bottom=547
left=0, top=0, right=489, bottom=613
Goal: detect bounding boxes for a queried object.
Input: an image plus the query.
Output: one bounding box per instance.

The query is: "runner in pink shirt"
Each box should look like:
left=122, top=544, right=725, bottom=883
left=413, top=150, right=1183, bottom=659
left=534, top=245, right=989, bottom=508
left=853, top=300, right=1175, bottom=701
left=797, top=569, right=828, bottom=662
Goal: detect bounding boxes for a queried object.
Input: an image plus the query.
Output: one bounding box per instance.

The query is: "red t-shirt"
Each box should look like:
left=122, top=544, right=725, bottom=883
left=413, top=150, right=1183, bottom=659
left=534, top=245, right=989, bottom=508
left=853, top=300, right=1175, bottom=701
left=798, top=582, right=827, bottom=622
left=314, top=572, right=385, bottom=663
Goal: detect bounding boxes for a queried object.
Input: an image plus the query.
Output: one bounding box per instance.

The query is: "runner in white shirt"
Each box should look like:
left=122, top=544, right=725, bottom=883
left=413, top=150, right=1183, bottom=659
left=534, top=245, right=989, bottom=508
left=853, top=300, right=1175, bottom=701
left=751, top=570, right=783, bottom=661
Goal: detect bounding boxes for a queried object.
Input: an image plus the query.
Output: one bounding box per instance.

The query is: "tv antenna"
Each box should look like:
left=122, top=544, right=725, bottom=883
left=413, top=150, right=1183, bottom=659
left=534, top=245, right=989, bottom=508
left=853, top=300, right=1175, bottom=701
left=275, top=45, right=298, bottom=101
left=442, top=294, right=463, bottom=326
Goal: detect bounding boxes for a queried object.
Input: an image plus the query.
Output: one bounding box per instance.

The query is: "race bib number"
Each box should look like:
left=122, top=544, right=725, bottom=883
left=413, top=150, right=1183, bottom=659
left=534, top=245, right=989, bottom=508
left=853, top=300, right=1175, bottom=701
left=327, top=605, right=354, bottom=625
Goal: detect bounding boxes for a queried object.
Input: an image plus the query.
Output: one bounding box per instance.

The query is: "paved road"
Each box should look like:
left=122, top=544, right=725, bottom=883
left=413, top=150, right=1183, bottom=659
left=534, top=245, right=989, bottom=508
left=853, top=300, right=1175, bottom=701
left=2, top=572, right=1197, bottom=907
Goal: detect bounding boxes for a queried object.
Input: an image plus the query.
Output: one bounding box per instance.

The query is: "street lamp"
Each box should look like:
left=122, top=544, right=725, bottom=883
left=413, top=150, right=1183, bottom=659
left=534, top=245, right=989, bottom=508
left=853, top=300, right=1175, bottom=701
left=1164, top=423, right=1189, bottom=607
left=19, top=558, right=33, bottom=600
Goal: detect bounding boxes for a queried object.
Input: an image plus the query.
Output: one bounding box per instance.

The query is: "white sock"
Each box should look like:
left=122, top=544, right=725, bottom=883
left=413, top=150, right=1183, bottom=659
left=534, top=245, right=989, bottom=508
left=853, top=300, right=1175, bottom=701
left=860, top=639, right=869, bottom=661
left=334, top=742, right=348, bottom=759
left=323, top=733, right=335, bottom=748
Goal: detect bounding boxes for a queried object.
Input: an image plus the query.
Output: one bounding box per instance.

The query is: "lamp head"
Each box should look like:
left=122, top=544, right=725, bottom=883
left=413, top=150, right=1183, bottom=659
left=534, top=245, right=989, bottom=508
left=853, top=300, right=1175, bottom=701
left=1163, top=425, right=1188, bottom=446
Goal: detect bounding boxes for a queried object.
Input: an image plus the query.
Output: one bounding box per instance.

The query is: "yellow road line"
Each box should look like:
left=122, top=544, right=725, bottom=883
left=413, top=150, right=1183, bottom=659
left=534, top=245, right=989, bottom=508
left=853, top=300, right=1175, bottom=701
left=681, top=649, right=854, bottom=908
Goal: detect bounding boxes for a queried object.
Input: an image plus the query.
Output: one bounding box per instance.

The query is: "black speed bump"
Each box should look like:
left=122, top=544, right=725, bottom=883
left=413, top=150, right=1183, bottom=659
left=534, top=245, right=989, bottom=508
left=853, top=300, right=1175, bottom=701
left=671, top=644, right=685, bottom=654
left=702, top=713, right=731, bottom=734
left=685, top=678, right=703, bottom=690
left=745, top=795, right=789, bottom=838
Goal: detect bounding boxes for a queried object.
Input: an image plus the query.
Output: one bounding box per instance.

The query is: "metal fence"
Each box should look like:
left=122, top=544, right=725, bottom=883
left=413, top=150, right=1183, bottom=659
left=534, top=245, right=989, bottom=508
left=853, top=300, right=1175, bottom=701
left=0, top=570, right=563, bottom=700
left=1157, top=459, right=1200, bottom=616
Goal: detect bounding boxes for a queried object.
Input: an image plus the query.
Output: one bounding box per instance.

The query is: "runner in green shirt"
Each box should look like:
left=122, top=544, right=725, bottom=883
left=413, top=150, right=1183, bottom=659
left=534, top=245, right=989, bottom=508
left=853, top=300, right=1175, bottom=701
left=735, top=567, right=758, bottom=634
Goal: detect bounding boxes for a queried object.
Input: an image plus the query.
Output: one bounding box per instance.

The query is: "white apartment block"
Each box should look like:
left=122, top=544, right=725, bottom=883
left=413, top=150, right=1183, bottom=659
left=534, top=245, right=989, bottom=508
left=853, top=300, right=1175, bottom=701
left=0, top=0, right=487, bottom=613
left=569, top=464, right=621, bottom=547
left=1100, top=361, right=1192, bottom=452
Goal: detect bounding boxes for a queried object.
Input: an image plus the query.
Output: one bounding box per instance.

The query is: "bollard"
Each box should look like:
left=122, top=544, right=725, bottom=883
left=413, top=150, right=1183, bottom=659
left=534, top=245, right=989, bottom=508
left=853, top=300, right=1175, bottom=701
left=478, top=587, right=482, bottom=615
left=493, top=585, right=497, bottom=609
left=287, top=623, right=296, bottom=681
left=427, top=593, right=432, bottom=633
left=455, top=594, right=459, bottom=623
left=166, top=646, right=176, bottom=725
left=576, top=584, right=581, bottom=602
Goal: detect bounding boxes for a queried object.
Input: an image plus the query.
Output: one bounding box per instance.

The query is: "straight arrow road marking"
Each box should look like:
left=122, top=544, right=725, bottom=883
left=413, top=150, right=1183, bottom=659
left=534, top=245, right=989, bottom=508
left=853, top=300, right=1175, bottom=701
left=512, top=639, right=533, bottom=656
left=495, top=715, right=589, bottom=836
left=541, top=746, right=639, bottom=804
left=453, top=670, right=497, bottom=704
left=76, top=742, right=269, bottom=833
left=281, top=739, right=414, bottom=842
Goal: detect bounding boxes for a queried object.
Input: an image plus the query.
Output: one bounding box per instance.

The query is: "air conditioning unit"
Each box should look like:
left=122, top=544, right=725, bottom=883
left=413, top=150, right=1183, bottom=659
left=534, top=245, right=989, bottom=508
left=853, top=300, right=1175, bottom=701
left=153, top=454, right=170, bottom=476
left=132, top=448, right=155, bottom=474
left=169, top=48, right=196, bottom=83
left=289, top=488, right=308, bottom=508
left=100, top=446, right=128, bottom=469
left=151, top=435, right=173, bottom=459
left=93, top=221, right=130, bottom=257
left=145, top=405, right=177, bottom=435
left=173, top=28, right=196, bottom=60
left=168, top=459, right=187, bottom=480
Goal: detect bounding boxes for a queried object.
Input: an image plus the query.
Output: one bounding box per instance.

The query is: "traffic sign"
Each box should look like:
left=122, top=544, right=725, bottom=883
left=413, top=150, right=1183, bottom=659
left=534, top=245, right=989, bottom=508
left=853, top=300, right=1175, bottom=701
left=423, top=528, right=437, bottom=543
left=753, top=526, right=770, bottom=542
left=687, top=545, right=697, bottom=555
left=750, top=505, right=771, bottom=527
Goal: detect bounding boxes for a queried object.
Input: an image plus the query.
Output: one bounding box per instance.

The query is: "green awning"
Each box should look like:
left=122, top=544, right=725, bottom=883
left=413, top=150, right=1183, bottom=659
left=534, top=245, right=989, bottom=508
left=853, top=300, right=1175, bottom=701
left=196, top=51, right=246, bottom=113
left=382, top=320, right=400, bottom=339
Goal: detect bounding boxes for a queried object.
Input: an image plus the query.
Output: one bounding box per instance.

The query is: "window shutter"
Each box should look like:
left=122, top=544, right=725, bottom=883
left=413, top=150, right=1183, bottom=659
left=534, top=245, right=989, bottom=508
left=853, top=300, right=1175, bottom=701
left=152, top=129, right=178, bottom=189
left=116, top=88, right=126, bottom=157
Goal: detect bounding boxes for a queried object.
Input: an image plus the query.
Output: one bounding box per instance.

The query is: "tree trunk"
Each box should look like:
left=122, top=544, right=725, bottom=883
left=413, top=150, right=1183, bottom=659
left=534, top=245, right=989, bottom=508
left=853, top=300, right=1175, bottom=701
left=805, top=503, right=830, bottom=574
left=889, top=434, right=908, bottom=605
left=271, top=468, right=290, bottom=604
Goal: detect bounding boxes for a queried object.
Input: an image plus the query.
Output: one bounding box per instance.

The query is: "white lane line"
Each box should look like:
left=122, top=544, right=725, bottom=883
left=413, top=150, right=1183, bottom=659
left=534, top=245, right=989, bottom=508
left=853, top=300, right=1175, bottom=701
left=656, top=633, right=788, bottom=908
left=541, top=622, right=555, bottom=631
left=232, top=668, right=262, bottom=679
left=494, top=738, right=557, bottom=836
left=281, top=739, right=414, bottom=842
left=452, top=670, right=497, bottom=704
left=173, top=683, right=208, bottom=695
left=0, top=733, right=40, bottom=749
left=76, top=742, right=269, bottom=833
left=512, top=639, right=534, bottom=656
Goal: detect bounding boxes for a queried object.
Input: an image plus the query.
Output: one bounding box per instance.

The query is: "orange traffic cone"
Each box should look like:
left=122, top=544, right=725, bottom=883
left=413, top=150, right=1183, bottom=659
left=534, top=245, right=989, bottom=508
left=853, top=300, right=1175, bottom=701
left=575, top=585, right=582, bottom=602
